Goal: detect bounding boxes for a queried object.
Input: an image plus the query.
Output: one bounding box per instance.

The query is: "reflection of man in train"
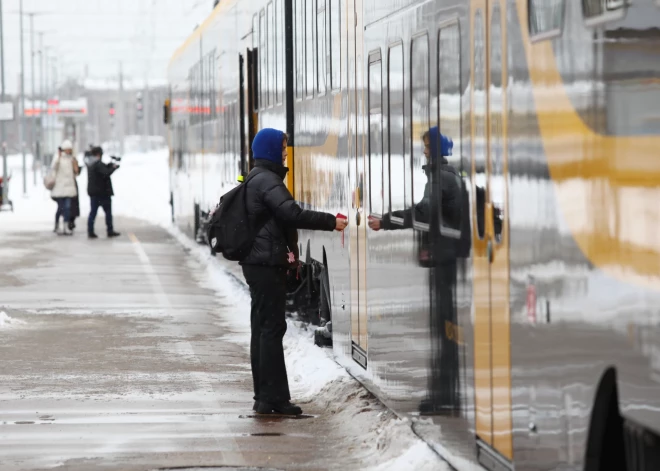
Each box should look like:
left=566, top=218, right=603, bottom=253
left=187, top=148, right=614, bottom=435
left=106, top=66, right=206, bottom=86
left=423, top=128, right=465, bottom=415
left=367, top=127, right=456, bottom=230
left=369, top=127, right=466, bottom=414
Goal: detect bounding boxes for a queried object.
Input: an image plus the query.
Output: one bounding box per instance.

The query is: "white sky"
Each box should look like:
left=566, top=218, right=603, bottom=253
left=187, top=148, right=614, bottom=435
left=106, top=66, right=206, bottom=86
left=1, top=0, right=214, bottom=95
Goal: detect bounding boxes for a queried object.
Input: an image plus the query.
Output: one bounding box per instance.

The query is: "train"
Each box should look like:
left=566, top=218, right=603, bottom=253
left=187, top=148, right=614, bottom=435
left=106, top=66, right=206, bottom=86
left=165, top=0, right=660, bottom=469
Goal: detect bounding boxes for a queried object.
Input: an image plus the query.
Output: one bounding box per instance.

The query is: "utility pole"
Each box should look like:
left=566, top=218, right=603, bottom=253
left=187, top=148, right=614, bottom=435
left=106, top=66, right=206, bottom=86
left=19, top=0, right=26, bottom=195
left=118, top=61, right=124, bottom=155
left=29, top=12, right=36, bottom=185
left=0, top=0, right=8, bottom=209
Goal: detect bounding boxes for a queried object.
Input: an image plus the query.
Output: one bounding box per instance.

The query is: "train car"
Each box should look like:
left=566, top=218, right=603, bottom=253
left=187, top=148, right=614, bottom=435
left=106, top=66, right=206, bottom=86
left=166, top=0, right=660, bottom=469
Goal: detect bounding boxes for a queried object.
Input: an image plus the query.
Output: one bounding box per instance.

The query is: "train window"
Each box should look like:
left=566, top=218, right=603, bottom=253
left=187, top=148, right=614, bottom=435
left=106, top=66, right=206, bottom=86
left=252, top=14, right=258, bottom=49
left=317, top=0, right=327, bottom=95
left=305, top=0, right=315, bottom=97
left=259, top=10, right=267, bottom=110
left=234, top=102, right=241, bottom=178
left=189, top=66, right=196, bottom=126
left=275, top=0, right=284, bottom=104
left=491, top=6, right=504, bottom=243
left=474, top=10, right=486, bottom=240
left=295, top=0, right=304, bottom=99
left=583, top=0, right=626, bottom=21
left=252, top=14, right=260, bottom=112
left=528, top=0, right=564, bottom=39
left=410, top=33, right=430, bottom=231
left=368, top=53, right=383, bottom=217
left=388, top=43, right=405, bottom=221
left=209, top=53, right=215, bottom=120
left=268, top=2, right=274, bottom=107
left=438, top=22, right=462, bottom=239
left=329, top=0, right=340, bottom=89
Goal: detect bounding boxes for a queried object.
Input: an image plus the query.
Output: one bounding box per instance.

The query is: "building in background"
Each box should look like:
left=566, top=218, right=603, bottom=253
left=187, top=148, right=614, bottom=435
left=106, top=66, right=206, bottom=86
left=9, top=77, right=168, bottom=160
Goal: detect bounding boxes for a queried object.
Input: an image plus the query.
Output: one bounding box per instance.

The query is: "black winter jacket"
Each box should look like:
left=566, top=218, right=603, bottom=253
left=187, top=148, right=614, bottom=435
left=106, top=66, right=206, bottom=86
left=87, top=159, right=117, bottom=197
left=241, top=160, right=336, bottom=267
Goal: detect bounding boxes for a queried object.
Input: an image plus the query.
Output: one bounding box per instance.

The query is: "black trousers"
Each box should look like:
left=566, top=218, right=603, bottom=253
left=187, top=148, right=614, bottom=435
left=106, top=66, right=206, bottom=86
left=88, top=196, right=113, bottom=234
left=242, top=264, right=291, bottom=403
left=428, top=259, right=461, bottom=411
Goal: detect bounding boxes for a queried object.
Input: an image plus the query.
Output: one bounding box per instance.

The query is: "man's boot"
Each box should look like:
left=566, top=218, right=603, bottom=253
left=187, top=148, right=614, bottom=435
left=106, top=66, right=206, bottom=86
left=107, top=231, right=121, bottom=238
left=256, top=401, right=303, bottom=415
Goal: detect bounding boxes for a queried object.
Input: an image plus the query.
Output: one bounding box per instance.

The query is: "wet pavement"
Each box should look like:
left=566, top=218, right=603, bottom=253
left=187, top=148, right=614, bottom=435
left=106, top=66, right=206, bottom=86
left=0, top=218, right=432, bottom=471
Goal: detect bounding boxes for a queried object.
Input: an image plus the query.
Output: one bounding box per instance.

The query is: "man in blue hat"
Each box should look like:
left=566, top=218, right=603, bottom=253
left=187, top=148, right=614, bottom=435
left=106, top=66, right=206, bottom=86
left=241, top=128, right=348, bottom=415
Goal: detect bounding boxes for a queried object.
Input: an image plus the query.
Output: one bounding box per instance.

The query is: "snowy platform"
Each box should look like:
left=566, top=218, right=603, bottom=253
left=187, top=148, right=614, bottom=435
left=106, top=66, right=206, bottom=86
left=0, top=151, right=449, bottom=471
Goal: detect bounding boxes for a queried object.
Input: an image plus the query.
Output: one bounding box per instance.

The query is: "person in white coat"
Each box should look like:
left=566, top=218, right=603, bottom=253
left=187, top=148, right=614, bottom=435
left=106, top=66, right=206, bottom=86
left=50, top=139, right=79, bottom=235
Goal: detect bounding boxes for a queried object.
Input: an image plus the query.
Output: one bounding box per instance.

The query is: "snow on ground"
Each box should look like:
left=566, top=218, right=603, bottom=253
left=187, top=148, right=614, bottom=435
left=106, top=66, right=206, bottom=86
left=0, top=311, right=26, bottom=329
left=0, top=150, right=450, bottom=470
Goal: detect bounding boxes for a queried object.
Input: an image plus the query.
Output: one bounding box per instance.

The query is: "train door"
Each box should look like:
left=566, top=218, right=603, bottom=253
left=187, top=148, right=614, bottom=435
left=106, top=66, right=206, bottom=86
left=239, top=53, right=247, bottom=177
left=245, top=47, right=259, bottom=171
left=348, top=0, right=368, bottom=368
left=472, top=0, right=512, bottom=469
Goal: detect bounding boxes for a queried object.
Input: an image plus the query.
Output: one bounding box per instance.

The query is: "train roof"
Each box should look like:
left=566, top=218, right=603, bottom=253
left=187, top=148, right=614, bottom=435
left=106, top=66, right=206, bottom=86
left=167, top=0, right=235, bottom=70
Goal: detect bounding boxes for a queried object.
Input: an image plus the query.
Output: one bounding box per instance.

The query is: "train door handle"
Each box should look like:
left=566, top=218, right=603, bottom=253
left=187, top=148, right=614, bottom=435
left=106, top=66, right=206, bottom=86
left=487, top=239, right=494, bottom=264
left=356, top=212, right=361, bottom=226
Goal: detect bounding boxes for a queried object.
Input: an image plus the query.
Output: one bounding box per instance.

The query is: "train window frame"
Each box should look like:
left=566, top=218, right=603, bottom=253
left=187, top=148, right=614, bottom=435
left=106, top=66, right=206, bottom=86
left=316, top=0, right=327, bottom=96
left=437, top=18, right=463, bottom=240
left=387, top=40, right=405, bottom=226
left=473, top=9, right=487, bottom=241
left=329, top=0, right=340, bottom=91
left=267, top=1, right=274, bottom=108
left=410, top=31, right=430, bottom=232
left=259, top=9, right=267, bottom=110
left=490, top=5, right=505, bottom=244
left=252, top=14, right=258, bottom=49
left=295, top=0, right=304, bottom=100
left=275, top=0, right=284, bottom=104
left=528, top=0, right=565, bottom=42
left=305, top=0, right=316, bottom=98
left=582, top=0, right=628, bottom=27
left=368, top=49, right=384, bottom=219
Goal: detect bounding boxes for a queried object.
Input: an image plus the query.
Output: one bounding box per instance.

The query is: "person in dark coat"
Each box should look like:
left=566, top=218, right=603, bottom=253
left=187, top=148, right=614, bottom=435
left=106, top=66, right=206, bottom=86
left=86, top=146, right=121, bottom=239
left=241, top=128, right=347, bottom=415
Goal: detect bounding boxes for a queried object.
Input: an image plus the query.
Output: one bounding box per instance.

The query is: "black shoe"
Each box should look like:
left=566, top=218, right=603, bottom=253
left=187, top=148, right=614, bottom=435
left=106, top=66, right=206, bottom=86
left=88, top=233, right=98, bottom=239
left=107, top=231, right=121, bottom=238
left=68, top=220, right=75, bottom=230
left=256, top=401, right=302, bottom=415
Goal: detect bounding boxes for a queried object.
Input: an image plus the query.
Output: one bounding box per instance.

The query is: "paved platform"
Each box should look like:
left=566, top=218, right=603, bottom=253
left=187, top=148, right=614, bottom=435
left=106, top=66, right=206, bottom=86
left=0, top=218, right=417, bottom=471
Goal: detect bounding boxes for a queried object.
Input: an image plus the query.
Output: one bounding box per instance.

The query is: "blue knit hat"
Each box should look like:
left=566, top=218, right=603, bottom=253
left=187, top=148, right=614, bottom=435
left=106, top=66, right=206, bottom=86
left=252, top=128, right=285, bottom=165
left=427, top=126, right=453, bottom=158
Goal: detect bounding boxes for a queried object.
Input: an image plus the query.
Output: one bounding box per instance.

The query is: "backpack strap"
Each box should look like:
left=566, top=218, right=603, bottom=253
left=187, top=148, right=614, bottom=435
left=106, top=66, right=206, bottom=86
left=242, top=168, right=272, bottom=234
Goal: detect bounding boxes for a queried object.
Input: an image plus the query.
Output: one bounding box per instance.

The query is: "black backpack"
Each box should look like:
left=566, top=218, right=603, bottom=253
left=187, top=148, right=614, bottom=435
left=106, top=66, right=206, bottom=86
left=207, top=169, right=267, bottom=261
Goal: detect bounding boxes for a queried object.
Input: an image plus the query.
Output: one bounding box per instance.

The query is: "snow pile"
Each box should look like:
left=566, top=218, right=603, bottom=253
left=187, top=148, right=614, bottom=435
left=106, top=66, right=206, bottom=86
left=0, top=311, right=26, bottom=329
left=0, top=153, right=56, bottom=231
left=282, top=319, right=346, bottom=401
left=110, top=149, right=172, bottom=227
left=309, top=377, right=448, bottom=471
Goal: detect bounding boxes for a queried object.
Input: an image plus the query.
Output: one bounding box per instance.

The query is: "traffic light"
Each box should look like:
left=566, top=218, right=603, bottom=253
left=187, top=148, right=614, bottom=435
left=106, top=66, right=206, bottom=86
left=136, top=92, right=143, bottom=120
